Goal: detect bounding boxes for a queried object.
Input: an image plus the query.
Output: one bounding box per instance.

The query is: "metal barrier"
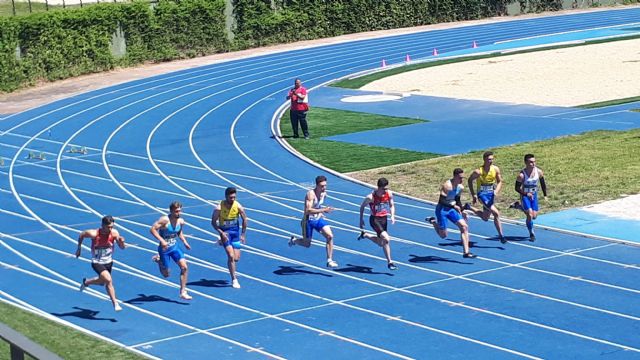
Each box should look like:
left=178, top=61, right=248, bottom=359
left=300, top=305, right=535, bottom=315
left=0, top=323, right=62, bottom=360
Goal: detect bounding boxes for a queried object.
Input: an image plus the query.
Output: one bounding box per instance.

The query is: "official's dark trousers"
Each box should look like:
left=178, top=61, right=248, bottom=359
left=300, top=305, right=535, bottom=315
left=290, top=110, right=309, bottom=138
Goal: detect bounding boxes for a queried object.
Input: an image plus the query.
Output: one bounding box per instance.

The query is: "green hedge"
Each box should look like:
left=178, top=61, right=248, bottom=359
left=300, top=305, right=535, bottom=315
left=0, top=0, right=227, bottom=92
left=2, top=0, right=572, bottom=92
left=231, top=0, right=518, bottom=48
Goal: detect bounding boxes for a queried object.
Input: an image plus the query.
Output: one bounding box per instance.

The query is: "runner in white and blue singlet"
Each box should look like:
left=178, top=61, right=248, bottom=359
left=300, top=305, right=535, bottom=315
left=427, top=168, right=476, bottom=259
left=511, top=154, right=548, bottom=241
left=289, top=175, right=338, bottom=269
left=151, top=201, right=192, bottom=300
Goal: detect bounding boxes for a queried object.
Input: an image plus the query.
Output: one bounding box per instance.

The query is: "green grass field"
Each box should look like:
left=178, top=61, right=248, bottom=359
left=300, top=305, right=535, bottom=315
left=280, top=107, right=440, bottom=172
left=0, top=301, right=144, bottom=360
left=350, top=128, right=640, bottom=218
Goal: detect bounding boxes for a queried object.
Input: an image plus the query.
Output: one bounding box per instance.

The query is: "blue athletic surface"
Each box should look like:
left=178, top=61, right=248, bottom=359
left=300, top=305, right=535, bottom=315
left=317, top=87, right=640, bottom=154
left=1, top=8, right=640, bottom=359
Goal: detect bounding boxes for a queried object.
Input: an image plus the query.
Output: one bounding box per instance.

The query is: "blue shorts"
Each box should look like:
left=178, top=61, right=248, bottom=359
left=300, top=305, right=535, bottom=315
left=521, top=192, right=539, bottom=211
left=302, top=216, right=328, bottom=239
left=435, top=204, right=463, bottom=229
left=478, top=191, right=495, bottom=209
left=157, top=245, right=184, bottom=269
left=221, top=228, right=242, bottom=249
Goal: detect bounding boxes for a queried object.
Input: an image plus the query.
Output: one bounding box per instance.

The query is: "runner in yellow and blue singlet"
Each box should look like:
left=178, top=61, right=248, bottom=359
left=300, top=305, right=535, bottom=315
left=466, top=151, right=506, bottom=243
left=212, top=187, right=248, bottom=289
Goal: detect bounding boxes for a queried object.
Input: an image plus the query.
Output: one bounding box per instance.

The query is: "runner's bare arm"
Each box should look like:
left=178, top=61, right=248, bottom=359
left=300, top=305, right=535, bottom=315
left=75, top=229, right=95, bottom=257
left=150, top=216, right=169, bottom=249
left=239, top=204, right=248, bottom=243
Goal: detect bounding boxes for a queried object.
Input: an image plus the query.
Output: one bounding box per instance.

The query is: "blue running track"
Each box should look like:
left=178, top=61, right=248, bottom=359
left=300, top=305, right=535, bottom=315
left=1, top=8, right=640, bottom=359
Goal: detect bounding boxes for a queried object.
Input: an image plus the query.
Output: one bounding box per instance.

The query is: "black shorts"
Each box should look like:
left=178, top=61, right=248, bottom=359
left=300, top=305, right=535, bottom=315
left=369, top=216, right=388, bottom=236
left=91, top=262, right=113, bottom=275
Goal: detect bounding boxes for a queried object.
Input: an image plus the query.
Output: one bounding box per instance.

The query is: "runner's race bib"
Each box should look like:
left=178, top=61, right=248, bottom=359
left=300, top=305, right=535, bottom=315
left=480, top=184, right=494, bottom=192
left=93, top=247, right=113, bottom=264
left=223, top=219, right=239, bottom=228
left=163, top=234, right=178, bottom=247
left=374, top=203, right=389, bottom=214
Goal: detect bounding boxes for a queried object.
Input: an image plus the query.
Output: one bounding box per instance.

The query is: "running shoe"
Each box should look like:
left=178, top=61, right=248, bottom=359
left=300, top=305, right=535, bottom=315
left=326, top=260, right=338, bottom=268
left=509, top=201, right=521, bottom=210
left=463, top=203, right=472, bottom=211
left=387, top=262, right=398, bottom=271
left=79, top=278, right=86, bottom=292
left=288, top=235, right=295, bottom=247
left=463, top=252, right=477, bottom=259
left=151, top=254, right=160, bottom=263
left=499, top=236, right=507, bottom=244
left=114, top=303, right=123, bottom=312
left=529, top=233, right=536, bottom=242
left=357, top=231, right=366, bottom=241
left=180, top=291, right=193, bottom=300
left=426, top=216, right=436, bottom=224
left=231, top=279, right=241, bottom=289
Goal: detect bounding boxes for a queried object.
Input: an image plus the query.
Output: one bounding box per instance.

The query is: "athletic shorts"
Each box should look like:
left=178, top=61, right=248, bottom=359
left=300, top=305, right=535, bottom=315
left=91, top=262, right=113, bottom=275
left=435, top=204, right=463, bottom=229
left=478, top=191, right=495, bottom=209
left=521, top=192, right=539, bottom=212
left=301, top=216, right=328, bottom=239
left=157, top=245, right=185, bottom=269
left=221, top=228, right=242, bottom=249
left=369, top=215, right=388, bottom=236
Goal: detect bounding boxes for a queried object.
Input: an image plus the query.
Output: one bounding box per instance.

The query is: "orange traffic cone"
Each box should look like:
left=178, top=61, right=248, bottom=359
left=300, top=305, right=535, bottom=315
left=405, top=54, right=411, bottom=63
left=472, top=40, right=478, bottom=48
left=432, top=48, right=439, bottom=56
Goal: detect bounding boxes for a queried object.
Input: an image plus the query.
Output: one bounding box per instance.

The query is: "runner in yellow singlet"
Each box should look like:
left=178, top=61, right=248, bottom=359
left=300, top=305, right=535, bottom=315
left=212, top=187, right=247, bottom=289
left=465, top=151, right=506, bottom=243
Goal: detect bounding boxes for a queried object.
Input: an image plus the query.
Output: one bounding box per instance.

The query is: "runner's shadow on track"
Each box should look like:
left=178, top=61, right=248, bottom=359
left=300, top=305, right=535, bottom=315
left=438, top=240, right=505, bottom=251
left=493, top=236, right=532, bottom=243
left=51, top=307, right=117, bottom=322
left=188, top=279, right=230, bottom=288
left=408, top=254, right=471, bottom=265
left=125, top=294, right=189, bottom=305
left=273, top=266, right=333, bottom=277
left=333, top=264, right=393, bottom=276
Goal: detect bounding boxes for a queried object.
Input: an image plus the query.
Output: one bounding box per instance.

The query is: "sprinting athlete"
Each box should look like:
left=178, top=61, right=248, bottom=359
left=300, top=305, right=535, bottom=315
left=510, top=154, right=547, bottom=241
left=212, top=187, right=248, bottom=289
left=427, top=168, right=476, bottom=258
left=289, top=175, right=338, bottom=268
left=76, top=215, right=126, bottom=311
left=466, top=151, right=506, bottom=243
left=358, top=178, right=398, bottom=270
left=151, top=201, right=192, bottom=300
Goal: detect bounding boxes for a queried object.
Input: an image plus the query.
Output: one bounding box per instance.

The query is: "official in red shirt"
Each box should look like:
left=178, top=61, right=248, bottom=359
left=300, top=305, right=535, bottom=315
left=286, top=78, right=310, bottom=139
